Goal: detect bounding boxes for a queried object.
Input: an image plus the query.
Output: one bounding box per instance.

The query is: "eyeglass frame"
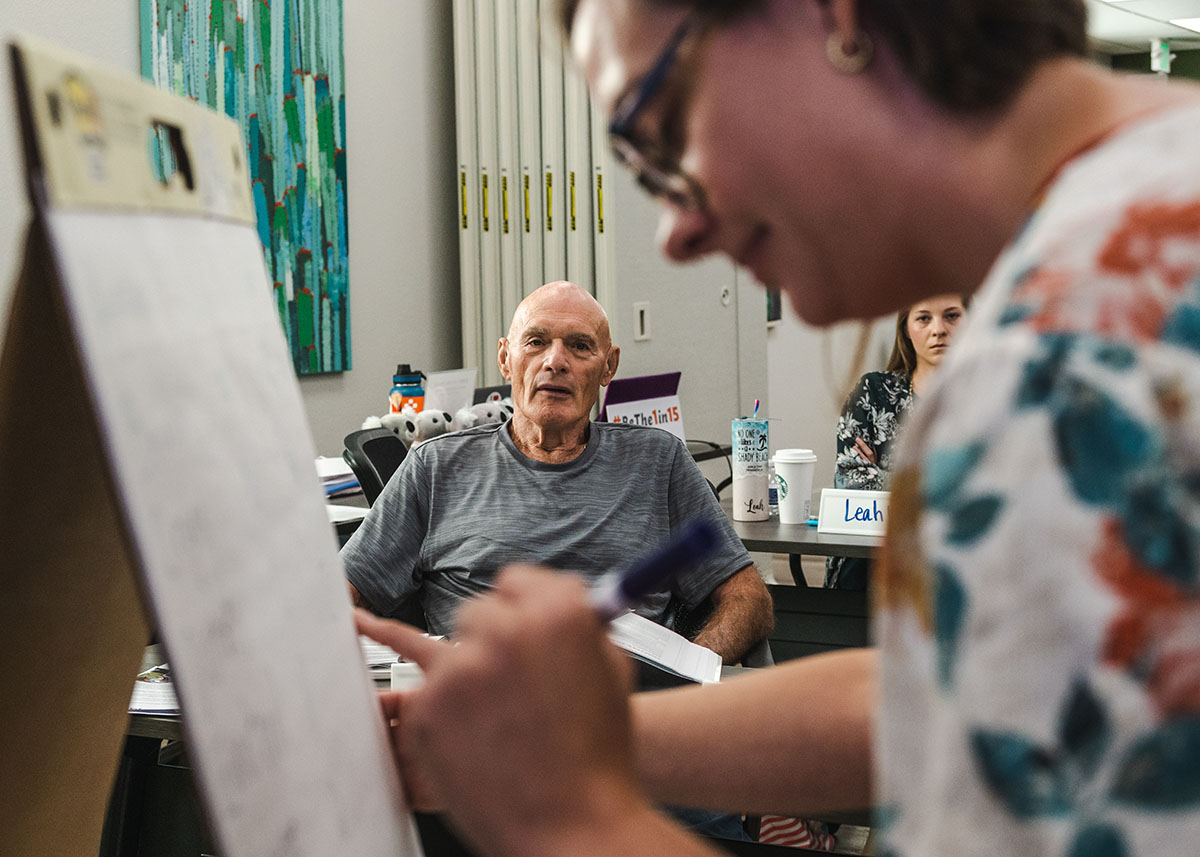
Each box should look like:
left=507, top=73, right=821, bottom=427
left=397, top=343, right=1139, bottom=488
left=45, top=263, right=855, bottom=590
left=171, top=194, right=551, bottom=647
left=606, top=9, right=709, bottom=210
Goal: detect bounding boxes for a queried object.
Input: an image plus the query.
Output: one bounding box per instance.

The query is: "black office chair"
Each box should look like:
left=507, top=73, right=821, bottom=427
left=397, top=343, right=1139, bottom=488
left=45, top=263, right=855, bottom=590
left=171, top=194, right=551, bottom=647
left=342, top=428, right=407, bottom=506
left=754, top=584, right=873, bottom=838
left=342, top=428, right=428, bottom=631
left=689, top=440, right=734, bottom=497
left=472, top=383, right=512, bottom=404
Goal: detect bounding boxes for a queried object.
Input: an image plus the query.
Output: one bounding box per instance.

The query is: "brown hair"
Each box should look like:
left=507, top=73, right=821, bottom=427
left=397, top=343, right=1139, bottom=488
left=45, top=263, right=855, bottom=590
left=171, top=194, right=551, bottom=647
left=885, top=307, right=918, bottom=377
left=560, top=0, right=1088, bottom=114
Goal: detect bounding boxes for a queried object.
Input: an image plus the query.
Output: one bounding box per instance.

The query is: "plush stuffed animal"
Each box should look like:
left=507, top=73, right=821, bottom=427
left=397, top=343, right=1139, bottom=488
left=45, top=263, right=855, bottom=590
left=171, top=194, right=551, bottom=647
left=411, top=409, right=453, bottom=446
left=450, top=407, right=477, bottom=432
left=362, top=407, right=452, bottom=447
left=470, top=400, right=509, bottom=426
left=380, top=411, right=414, bottom=443
left=483, top=390, right=515, bottom=421
left=450, top=398, right=512, bottom=432
left=362, top=405, right=419, bottom=446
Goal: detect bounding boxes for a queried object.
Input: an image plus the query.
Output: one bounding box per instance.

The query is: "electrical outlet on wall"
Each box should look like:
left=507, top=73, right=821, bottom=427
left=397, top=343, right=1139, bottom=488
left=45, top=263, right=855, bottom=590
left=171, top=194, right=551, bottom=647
left=633, top=301, right=651, bottom=341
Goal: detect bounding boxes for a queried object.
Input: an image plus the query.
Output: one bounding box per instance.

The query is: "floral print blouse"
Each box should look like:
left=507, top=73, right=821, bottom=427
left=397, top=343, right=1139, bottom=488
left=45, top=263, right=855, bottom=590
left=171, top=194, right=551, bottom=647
left=827, top=371, right=914, bottom=587
left=875, top=106, right=1200, bottom=857
left=834, top=370, right=915, bottom=491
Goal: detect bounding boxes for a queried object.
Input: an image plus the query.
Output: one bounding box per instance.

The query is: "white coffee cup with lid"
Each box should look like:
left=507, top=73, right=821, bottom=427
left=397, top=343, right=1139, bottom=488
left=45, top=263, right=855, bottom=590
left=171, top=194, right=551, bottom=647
left=774, top=449, right=818, bottom=524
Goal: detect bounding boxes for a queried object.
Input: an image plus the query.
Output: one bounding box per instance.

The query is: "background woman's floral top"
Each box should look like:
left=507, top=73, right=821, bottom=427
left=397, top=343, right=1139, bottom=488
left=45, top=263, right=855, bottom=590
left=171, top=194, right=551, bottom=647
left=828, top=370, right=914, bottom=587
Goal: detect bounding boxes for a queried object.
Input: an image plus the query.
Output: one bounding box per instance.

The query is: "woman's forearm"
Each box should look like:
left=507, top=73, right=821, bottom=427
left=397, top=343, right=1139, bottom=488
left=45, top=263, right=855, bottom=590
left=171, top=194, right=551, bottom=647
left=632, top=648, right=877, bottom=816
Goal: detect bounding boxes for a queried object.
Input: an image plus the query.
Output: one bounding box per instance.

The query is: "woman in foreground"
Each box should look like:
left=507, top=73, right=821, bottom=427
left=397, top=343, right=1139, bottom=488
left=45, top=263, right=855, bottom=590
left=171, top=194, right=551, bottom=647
left=362, top=2, right=1200, bottom=856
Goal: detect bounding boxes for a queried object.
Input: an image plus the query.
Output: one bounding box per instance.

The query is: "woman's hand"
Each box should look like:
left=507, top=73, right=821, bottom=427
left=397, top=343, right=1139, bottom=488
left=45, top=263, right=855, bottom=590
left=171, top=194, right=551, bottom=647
left=356, top=568, right=644, bottom=857
left=355, top=612, right=445, bottom=812
left=851, top=436, right=878, bottom=465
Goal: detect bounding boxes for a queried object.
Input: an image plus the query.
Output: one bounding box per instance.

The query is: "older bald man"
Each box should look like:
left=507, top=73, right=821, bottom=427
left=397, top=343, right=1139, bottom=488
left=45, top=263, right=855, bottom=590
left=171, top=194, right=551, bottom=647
left=343, top=281, right=772, bottom=663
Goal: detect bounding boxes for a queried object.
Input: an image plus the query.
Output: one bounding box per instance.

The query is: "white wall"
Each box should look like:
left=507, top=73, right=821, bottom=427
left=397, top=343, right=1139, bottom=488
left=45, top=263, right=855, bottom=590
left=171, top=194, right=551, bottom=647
left=604, top=165, right=767, bottom=448
left=0, top=0, right=461, bottom=456
left=766, top=308, right=894, bottom=494
left=0, top=4, right=141, bottom=336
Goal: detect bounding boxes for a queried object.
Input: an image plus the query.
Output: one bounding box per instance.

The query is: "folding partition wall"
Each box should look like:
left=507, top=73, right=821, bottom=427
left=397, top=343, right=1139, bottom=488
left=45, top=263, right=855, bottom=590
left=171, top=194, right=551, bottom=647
left=453, top=0, right=614, bottom=385
left=451, top=0, right=764, bottom=444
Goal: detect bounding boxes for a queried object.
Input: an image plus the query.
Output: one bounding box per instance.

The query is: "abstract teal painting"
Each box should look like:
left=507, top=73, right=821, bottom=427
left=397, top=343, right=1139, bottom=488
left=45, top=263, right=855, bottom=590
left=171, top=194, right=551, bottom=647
left=141, top=0, right=351, bottom=374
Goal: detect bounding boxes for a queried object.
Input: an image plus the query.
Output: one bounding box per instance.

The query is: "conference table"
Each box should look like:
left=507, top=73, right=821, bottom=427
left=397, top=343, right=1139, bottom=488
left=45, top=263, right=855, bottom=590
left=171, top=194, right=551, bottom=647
left=719, top=497, right=882, bottom=559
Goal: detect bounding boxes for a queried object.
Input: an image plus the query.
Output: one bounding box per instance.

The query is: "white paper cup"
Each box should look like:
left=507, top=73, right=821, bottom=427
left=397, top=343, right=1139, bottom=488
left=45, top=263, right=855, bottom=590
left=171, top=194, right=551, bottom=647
left=732, top=418, right=770, bottom=521
left=775, top=449, right=817, bottom=524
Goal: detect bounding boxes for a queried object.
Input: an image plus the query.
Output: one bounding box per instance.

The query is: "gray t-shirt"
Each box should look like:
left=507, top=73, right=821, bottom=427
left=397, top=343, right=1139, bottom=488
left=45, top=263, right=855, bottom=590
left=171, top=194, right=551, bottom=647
left=341, top=421, right=752, bottom=636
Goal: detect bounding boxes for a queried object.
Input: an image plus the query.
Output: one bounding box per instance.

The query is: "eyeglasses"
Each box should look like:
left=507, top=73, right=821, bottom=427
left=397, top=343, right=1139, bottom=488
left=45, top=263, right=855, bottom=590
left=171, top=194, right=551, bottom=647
left=607, top=11, right=708, bottom=211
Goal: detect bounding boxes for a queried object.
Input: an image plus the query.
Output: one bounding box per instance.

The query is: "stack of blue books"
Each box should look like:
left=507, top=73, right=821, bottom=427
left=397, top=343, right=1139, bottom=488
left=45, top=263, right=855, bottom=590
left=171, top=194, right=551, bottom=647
left=315, top=456, right=360, bottom=498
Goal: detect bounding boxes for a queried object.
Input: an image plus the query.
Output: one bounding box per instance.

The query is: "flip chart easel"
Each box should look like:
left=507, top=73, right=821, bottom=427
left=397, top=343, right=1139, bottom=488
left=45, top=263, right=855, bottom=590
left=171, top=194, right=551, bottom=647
left=0, top=36, right=421, bottom=857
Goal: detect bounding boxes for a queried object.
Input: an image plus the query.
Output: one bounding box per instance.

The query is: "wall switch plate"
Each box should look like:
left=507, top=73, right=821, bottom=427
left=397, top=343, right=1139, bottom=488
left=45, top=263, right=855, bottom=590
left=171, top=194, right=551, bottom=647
left=633, top=301, right=651, bottom=341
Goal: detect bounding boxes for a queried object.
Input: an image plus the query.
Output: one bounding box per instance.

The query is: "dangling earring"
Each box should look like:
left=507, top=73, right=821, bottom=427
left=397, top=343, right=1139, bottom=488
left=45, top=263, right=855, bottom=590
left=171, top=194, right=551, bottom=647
left=826, top=31, right=873, bottom=74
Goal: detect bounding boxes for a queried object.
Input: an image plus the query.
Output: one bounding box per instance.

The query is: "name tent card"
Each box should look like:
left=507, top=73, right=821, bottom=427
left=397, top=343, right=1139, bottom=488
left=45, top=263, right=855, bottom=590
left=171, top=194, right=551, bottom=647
left=816, top=488, right=890, bottom=537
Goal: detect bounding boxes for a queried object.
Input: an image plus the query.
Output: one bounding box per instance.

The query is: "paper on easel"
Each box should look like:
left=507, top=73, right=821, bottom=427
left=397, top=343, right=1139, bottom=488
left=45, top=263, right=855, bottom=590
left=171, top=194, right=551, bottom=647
left=3, top=36, right=421, bottom=857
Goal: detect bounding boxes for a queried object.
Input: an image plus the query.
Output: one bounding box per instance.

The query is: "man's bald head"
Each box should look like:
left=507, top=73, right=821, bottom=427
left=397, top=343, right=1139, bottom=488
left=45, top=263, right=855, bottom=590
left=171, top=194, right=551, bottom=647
left=507, top=281, right=613, bottom=349
left=499, top=281, right=620, bottom=444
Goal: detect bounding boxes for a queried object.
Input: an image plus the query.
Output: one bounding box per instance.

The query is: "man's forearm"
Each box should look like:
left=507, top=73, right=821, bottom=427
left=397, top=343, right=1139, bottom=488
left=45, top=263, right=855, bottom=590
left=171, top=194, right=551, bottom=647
left=632, top=648, right=876, bottom=816
left=691, top=567, right=774, bottom=663
left=347, top=580, right=372, bottom=611
left=692, top=610, right=768, bottom=663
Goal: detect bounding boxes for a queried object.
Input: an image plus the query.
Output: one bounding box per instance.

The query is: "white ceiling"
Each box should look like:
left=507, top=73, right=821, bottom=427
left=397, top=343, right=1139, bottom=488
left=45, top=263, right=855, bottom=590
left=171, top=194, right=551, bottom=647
left=1087, top=0, right=1200, bottom=53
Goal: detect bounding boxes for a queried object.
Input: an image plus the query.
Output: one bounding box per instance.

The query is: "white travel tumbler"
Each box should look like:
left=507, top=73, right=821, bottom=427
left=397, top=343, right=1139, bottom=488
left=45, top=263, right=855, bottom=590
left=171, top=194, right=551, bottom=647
left=731, top=418, right=770, bottom=521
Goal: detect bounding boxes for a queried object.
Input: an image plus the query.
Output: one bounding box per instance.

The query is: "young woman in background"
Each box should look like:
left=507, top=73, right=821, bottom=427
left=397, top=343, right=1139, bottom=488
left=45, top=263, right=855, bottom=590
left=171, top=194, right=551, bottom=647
left=826, top=295, right=967, bottom=588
